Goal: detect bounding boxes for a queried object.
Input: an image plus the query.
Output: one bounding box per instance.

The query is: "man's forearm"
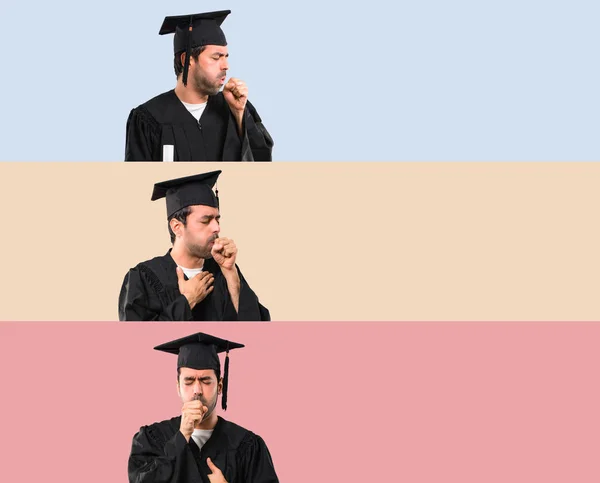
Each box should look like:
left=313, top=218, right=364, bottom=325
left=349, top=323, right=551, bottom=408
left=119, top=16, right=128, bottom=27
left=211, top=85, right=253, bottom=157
left=221, top=268, right=241, bottom=313
left=232, top=110, right=244, bottom=137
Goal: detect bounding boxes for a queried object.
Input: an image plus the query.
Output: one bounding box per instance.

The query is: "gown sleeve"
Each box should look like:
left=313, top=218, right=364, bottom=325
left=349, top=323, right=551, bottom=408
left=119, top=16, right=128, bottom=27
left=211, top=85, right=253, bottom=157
left=128, top=426, right=194, bottom=483
left=243, top=101, right=274, bottom=162
left=217, top=266, right=270, bottom=321
left=236, top=434, right=280, bottom=483
left=118, top=267, right=193, bottom=321
left=125, top=107, right=162, bottom=161
left=222, top=101, right=274, bottom=162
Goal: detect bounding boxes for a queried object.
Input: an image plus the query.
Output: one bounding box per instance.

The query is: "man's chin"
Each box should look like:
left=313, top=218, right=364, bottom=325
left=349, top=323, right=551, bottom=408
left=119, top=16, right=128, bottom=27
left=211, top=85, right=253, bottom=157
left=200, top=85, right=221, bottom=96
left=195, top=84, right=221, bottom=97
left=188, top=246, right=213, bottom=259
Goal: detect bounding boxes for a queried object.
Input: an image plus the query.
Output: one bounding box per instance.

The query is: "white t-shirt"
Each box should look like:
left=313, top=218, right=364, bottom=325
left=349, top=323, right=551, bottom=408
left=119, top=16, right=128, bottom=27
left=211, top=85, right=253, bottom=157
left=179, top=265, right=205, bottom=280
left=181, top=100, right=207, bottom=122
left=191, top=428, right=214, bottom=450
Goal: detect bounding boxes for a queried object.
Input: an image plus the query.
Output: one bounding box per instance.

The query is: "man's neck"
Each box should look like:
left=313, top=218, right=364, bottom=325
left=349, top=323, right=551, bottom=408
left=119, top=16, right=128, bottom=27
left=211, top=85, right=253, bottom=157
left=170, top=245, right=205, bottom=269
left=174, top=81, right=209, bottom=104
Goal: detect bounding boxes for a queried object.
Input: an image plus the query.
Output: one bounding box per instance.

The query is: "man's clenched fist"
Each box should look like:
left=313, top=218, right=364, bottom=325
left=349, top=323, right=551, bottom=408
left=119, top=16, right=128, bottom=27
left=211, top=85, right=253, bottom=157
left=180, top=400, right=208, bottom=441
left=211, top=237, right=237, bottom=271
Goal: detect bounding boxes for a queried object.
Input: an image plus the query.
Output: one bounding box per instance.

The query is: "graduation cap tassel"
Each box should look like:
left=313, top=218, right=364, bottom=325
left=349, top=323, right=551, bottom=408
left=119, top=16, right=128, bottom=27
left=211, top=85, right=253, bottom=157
left=215, top=182, right=219, bottom=209
left=182, top=17, right=193, bottom=87
left=222, top=342, right=230, bottom=410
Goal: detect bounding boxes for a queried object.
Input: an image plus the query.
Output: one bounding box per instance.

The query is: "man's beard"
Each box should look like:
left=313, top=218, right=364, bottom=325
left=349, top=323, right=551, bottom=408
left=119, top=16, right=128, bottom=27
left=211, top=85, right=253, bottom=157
left=192, top=67, right=225, bottom=96
left=187, top=243, right=212, bottom=260
left=186, top=235, right=217, bottom=260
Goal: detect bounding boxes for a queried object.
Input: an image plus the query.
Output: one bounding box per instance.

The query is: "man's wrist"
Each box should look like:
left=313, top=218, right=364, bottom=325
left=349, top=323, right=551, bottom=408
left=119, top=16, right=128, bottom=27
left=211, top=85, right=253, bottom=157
left=182, top=292, right=196, bottom=310
left=221, top=266, right=241, bottom=291
left=228, top=107, right=243, bottom=120
left=220, top=265, right=238, bottom=277
left=229, top=108, right=244, bottom=134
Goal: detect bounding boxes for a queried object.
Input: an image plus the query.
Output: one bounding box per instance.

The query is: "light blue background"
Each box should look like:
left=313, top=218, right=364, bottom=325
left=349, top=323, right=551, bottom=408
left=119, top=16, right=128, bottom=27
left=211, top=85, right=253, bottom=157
left=0, top=0, right=598, bottom=161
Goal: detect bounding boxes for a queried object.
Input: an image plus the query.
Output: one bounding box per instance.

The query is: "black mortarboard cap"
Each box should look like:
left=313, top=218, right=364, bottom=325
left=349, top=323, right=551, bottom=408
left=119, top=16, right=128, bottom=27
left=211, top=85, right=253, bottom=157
left=151, top=170, right=221, bottom=218
left=159, top=10, right=231, bottom=86
left=154, top=332, right=244, bottom=410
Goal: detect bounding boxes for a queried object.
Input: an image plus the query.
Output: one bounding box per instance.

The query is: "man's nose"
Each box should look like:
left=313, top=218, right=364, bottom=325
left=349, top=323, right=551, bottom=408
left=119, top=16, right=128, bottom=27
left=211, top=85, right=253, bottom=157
left=193, top=380, right=203, bottom=395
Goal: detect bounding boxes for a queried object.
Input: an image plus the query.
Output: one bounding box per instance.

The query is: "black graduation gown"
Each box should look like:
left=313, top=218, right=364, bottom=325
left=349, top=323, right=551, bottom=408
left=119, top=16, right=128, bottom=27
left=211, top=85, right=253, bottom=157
left=125, top=90, right=273, bottom=161
left=118, top=251, right=270, bottom=321
left=128, top=416, right=279, bottom=483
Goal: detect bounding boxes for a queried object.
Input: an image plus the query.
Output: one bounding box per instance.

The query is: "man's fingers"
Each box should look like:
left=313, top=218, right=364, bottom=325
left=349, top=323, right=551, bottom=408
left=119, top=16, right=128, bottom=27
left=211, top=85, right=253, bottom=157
left=201, top=271, right=213, bottom=282
left=176, top=267, right=184, bottom=283
left=198, top=275, right=214, bottom=287
left=224, top=78, right=247, bottom=100
left=184, top=400, right=203, bottom=409
left=185, top=408, right=205, bottom=416
left=232, top=89, right=247, bottom=100
left=190, top=273, right=213, bottom=287
left=224, top=78, right=239, bottom=90
left=217, top=239, right=236, bottom=251
left=185, top=410, right=205, bottom=418
left=222, top=246, right=237, bottom=257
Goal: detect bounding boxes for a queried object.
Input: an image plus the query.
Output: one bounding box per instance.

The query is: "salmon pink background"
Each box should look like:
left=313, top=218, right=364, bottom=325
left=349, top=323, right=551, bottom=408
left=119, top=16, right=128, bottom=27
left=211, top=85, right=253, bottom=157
left=1, top=322, right=600, bottom=482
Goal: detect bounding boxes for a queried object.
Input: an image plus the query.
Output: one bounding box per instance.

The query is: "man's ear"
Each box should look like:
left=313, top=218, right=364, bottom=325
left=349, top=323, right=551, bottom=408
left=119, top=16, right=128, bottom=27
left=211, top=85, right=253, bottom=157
left=170, top=217, right=183, bottom=238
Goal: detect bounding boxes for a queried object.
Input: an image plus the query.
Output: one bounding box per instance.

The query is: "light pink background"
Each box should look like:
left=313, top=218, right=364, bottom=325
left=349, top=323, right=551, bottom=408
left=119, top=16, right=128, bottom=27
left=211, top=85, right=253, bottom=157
left=1, top=322, right=599, bottom=482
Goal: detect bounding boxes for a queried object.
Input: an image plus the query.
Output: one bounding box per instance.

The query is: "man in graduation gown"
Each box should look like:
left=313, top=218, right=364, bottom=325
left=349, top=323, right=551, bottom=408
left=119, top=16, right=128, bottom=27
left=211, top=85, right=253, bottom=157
left=119, top=170, right=270, bottom=321
left=129, top=332, right=279, bottom=483
left=125, top=10, right=273, bottom=162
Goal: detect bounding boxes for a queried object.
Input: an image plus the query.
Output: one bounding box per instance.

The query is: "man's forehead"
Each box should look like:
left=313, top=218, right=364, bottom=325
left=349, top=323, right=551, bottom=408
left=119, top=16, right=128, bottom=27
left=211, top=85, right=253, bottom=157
left=180, top=367, right=216, bottom=377
left=189, top=204, right=220, bottom=216
left=203, top=44, right=228, bottom=55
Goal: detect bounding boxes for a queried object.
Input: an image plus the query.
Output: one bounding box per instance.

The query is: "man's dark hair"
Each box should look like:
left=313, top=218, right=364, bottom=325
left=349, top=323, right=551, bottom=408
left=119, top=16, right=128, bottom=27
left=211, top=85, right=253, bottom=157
left=177, top=366, right=221, bottom=382
left=168, top=206, right=192, bottom=244
left=174, top=46, right=207, bottom=77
